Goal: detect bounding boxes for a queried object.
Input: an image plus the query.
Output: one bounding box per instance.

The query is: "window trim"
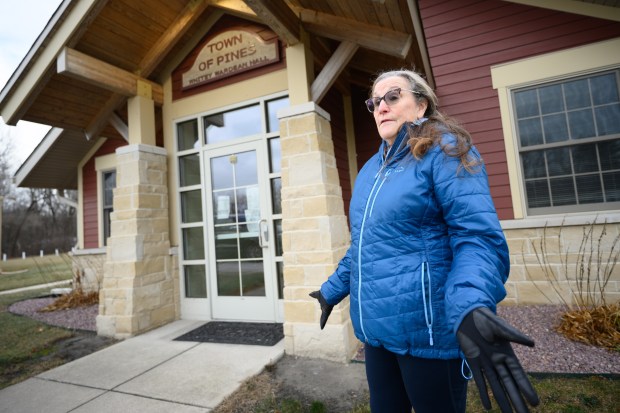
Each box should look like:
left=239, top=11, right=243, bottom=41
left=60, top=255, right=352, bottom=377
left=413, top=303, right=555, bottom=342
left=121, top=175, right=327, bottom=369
left=491, top=37, right=620, bottom=218
left=95, top=154, right=116, bottom=248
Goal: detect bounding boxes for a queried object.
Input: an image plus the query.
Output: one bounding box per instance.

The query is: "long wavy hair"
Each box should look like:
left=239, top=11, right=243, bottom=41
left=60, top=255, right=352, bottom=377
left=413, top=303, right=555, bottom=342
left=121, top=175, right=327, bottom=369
left=370, top=69, right=481, bottom=172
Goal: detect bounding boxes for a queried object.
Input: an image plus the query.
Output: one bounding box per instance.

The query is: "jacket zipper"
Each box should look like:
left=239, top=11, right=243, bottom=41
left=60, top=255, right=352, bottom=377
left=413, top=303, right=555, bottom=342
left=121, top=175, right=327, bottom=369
left=421, top=262, right=434, bottom=346
left=357, top=168, right=389, bottom=342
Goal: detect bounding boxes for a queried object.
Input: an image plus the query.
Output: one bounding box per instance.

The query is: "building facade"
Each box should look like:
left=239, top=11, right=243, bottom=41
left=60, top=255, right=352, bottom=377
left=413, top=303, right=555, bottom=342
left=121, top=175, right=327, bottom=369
left=2, top=0, right=619, bottom=362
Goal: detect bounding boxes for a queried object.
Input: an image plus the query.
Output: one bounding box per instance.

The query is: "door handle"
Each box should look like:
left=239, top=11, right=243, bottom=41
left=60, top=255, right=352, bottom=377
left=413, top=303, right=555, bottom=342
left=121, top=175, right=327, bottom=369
left=258, top=219, right=268, bottom=248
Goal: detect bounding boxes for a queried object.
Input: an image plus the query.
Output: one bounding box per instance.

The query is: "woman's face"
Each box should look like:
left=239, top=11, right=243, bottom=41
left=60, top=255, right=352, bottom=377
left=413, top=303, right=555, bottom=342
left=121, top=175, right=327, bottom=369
left=372, top=76, right=427, bottom=145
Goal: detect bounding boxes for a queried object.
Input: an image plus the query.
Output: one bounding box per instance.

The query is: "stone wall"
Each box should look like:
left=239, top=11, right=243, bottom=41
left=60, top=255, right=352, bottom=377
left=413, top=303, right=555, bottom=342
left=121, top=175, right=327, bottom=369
left=503, top=221, right=620, bottom=307
left=278, top=103, right=359, bottom=362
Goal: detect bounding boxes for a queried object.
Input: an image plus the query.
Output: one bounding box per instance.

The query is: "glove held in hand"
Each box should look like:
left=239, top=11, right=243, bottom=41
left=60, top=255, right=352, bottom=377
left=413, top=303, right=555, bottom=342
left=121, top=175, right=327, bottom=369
left=457, top=307, right=539, bottom=413
left=309, top=290, right=333, bottom=330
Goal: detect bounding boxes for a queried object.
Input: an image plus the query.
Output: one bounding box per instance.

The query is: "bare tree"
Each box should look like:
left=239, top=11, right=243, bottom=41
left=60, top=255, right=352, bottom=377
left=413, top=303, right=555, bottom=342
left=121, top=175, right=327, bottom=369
left=1, top=130, right=77, bottom=257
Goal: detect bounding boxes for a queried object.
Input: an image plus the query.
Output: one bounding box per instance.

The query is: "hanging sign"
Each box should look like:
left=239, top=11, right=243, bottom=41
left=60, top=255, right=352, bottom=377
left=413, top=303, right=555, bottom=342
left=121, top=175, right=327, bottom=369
left=182, top=29, right=279, bottom=89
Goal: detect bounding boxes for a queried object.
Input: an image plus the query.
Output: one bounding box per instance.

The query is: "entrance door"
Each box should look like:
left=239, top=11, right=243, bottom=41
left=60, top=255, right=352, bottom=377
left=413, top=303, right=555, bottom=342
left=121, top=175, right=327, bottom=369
left=205, top=140, right=275, bottom=321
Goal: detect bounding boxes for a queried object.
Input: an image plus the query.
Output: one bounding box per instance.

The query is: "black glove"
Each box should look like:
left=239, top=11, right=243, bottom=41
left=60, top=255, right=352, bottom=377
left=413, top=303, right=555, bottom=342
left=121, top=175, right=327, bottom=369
left=457, top=307, right=540, bottom=413
left=309, top=290, right=333, bottom=329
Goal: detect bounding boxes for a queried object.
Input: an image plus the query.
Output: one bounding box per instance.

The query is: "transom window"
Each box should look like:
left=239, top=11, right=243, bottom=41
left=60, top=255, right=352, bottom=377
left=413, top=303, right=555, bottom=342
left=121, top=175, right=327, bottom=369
left=513, top=70, right=620, bottom=214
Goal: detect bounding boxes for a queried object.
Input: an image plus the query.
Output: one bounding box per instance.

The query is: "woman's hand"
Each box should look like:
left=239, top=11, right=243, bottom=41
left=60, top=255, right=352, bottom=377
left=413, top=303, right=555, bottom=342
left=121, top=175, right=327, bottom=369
left=457, top=307, right=540, bottom=413
left=309, top=290, right=334, bottom=329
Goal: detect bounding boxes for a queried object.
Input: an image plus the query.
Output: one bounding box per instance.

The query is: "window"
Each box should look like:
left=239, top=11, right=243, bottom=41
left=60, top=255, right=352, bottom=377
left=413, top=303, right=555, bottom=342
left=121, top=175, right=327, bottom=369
left=513, top=70, right=620, bottom=214
left=492, top=38, right=620, bottom=218
left=102, top=170, right=116, bottom=246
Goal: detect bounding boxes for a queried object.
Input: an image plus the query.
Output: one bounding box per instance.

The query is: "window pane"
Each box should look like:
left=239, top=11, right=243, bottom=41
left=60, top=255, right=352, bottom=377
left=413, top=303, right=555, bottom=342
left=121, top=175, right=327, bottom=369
left=576, top=174, right=603, bottom=204
left=240, top=234, right=262, bottom=259
left=542, top=113, right=568, bottom=143
left=568, top=109, right=595, bottom=139
left=545, top=148, right=571, bottom=177
left=274, top=219, right=283, bottom=257
left=177, top=119, right=199, bottom=151
left=267, top=97, right=289, bottom=133
left=213, top=189, right=236, bottom=224
left=241, top=261, right=265, bottom=296
left=603, top=171, right=620, bottom=201
left=184, top=265, right=207, bottom=298
left=599, top=140, right=620, bottom=170
left=103, top=171, right=116, bottom=206
left=269, top=138, right=281, bottom=173
left=539, top=84, right=564, bottom=114
left=595, top=103, right=620, bottom=136
left=217, top=261, right=240, bottom=296
left=572, top=144, right=598, bottom=174
left=564, top=78, right=590, bottom=110
left=204, top=105, right=261, bottom=144
left=181, top=190, right=202, bottom=223
left=179, top=154, right=200, bottom=187
left=518, top=118, right=543, bottom=147
left=514, top=89, right=539, bottom=118
left=235, top=151, right=258, bottom=187
left=522, top=151, right=546, bottom=179
left=550, top=177, right=575, bottom=206
left=276, top=261, right=284, bottom=299
left=591, top=73, right=618, bottom=105
left=215, top=225, right=238, bottom=259
left=271, top=177, right=282, bottom=214
left=239, top=187, right=260, bottom=227
left=211, top=156, right=234, bottom=190
left=526, top=180, right=550, bottom=208
left=183, top=227, right=204, bottom=260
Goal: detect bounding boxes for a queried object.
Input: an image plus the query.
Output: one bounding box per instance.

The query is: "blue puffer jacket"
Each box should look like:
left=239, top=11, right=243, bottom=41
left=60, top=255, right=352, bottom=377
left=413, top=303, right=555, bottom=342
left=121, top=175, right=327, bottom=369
left=320, top=123, right=509, bottom=359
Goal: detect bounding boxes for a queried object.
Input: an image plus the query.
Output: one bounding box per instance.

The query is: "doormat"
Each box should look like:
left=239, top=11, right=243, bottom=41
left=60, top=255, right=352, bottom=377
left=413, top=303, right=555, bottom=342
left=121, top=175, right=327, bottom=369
left=174, top=322, right=284, bottom=346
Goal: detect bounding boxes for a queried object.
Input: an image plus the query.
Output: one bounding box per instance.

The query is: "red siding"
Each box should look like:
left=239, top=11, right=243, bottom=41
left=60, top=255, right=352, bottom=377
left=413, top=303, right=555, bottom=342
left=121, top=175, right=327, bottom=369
left=418, top=0, right=620, bottom=219
left=82, top=139, right=126, bottom=248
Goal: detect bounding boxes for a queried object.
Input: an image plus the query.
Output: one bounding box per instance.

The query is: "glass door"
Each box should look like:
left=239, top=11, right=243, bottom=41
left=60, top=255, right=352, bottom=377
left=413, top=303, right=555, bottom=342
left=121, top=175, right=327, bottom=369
left=205, top=140, right=275, bottom=321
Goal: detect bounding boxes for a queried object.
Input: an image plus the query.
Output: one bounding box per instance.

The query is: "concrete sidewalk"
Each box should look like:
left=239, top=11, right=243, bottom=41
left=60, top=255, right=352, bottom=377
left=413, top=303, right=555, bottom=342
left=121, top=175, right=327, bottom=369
left=0, top=320, right=284, bottom=413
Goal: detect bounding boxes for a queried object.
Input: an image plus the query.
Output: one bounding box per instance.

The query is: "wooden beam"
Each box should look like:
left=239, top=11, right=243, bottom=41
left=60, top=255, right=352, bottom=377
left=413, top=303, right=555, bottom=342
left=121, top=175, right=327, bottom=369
left=296, top=7, right=412, bottom=58
left=311, top=41, right=359, bottom=103
left=139, top=0, right=211, bottom=75
left=244, top=0, right=301, bottom=45
left=109, top=112, right=129, bottom=142
left=209, top=0, right=258, bottom=20
left=84, top=94, right=125, bottom=141
left=57, top=47, right=164, bottom=105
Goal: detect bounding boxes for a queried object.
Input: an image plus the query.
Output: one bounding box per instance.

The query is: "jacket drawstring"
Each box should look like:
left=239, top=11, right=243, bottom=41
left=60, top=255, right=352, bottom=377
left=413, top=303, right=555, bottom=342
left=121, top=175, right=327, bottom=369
left=461, top=357, right=473, bottom=380
left=421, top=262, right=434, bottom=346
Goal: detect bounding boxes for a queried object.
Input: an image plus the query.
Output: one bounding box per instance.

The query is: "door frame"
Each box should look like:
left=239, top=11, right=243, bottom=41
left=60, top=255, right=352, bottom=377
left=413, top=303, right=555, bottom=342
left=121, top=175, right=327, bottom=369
left=203, top=139, right=277, bottom=321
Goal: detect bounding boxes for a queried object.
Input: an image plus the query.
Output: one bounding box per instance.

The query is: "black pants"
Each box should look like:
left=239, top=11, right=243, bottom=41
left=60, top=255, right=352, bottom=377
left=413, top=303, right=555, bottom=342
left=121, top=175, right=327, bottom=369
left=364, top=344, right=467, bottom=413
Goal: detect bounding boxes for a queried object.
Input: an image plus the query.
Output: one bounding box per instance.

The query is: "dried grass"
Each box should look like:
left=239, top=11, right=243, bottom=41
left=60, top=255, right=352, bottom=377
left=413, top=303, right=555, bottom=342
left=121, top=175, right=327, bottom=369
left=556, top=303, right=620, bottom=352
left=38, top=290, right=99, bottom=312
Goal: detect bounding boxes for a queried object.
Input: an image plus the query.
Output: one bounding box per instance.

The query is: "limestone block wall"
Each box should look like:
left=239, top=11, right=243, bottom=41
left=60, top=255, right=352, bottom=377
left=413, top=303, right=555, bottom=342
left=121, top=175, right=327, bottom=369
left=97, top=144, right=176, bottom=338
left=70, top=249, right=106, bottom=292
left=503, top=221, right=620, bottom=307
left=278, top=103, right=359, bottom=362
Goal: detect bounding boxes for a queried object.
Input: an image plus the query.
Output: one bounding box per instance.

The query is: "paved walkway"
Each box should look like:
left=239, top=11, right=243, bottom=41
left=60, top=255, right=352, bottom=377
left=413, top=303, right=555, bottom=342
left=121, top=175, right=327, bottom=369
left=0, top=320, right=284, bottom=412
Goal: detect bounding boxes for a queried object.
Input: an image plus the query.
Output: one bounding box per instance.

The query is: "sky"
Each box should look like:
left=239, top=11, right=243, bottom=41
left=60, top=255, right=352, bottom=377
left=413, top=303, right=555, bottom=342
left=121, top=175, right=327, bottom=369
left=0, top=0, right=64, bottom=171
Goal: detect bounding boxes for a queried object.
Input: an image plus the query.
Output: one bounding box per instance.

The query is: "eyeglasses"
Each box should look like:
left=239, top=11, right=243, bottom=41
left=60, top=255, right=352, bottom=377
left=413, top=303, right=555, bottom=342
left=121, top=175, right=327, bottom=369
left=365, top=88, right=421, bottom=112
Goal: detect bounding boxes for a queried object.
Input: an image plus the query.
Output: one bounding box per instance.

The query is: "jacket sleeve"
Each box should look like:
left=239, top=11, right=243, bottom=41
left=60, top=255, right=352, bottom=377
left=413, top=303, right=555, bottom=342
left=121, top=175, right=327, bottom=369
left=431, top=141, right=510, bottom=335
left=320, top=247, right=352, bottom=306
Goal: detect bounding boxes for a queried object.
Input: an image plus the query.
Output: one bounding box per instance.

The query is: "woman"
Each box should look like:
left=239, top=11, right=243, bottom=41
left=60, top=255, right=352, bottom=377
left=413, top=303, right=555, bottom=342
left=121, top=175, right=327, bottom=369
left=310, top=69, right=539, bottom=413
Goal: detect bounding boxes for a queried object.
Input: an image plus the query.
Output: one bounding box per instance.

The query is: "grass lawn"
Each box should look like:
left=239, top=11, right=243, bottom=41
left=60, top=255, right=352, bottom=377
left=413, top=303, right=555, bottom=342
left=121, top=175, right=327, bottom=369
left=0, top=254, right=73, bottom=292
left=0, top=288, right=75, bottom=389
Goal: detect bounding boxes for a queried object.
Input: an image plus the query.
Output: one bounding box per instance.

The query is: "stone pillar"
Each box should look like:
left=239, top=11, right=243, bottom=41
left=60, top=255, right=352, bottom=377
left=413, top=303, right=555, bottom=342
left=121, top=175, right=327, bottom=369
left=96, top=144, right=175, bottom=338
left=278, top=102, right=358, bottom=362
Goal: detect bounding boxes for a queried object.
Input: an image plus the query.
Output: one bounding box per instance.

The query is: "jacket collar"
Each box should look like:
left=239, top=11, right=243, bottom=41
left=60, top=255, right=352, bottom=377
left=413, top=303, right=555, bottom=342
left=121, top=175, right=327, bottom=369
left=379, top=118, right=428, bottom=165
